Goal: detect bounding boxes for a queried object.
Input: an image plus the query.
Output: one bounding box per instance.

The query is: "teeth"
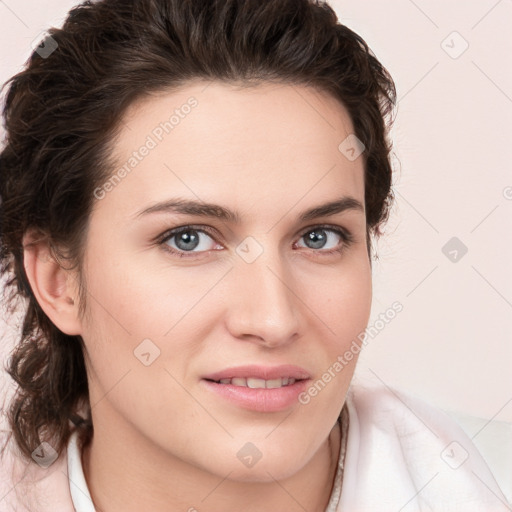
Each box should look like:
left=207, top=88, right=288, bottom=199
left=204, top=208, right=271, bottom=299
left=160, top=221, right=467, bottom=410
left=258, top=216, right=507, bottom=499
left=217, top=377, right=297, bottom=388
left=247, top=378, right=266, bottom=389
left=265, top=378, right=282, bottom=389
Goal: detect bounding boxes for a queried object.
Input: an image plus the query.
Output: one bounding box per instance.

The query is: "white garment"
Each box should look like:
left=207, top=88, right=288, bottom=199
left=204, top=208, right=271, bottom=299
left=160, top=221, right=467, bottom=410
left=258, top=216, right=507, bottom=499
left=67, top=430, right=95, bottom=512
left=66, top=384, right=511, bottom=511
left=338, top=385, right=510, bottom=511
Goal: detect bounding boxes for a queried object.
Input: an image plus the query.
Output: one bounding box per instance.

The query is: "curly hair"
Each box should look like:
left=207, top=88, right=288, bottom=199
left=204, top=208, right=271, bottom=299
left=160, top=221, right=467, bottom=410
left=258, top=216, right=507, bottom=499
left=0, top=0, right=396, bottom=462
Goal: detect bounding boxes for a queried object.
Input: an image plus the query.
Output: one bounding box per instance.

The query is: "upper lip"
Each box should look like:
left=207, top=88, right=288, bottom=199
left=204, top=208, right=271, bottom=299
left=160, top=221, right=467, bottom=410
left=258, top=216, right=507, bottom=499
left=203, top=365, right=311, bottom=382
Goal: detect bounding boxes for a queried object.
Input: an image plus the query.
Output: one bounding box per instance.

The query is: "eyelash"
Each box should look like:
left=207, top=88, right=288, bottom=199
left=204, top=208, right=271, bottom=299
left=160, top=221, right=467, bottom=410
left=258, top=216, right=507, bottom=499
left=156, top=223, right=354, bottom=259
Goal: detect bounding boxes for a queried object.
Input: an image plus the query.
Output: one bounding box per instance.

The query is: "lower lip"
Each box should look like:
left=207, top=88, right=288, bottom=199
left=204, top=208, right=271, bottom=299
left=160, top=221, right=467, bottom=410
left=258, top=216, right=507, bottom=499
left=201, top=379, right=310, bottom=413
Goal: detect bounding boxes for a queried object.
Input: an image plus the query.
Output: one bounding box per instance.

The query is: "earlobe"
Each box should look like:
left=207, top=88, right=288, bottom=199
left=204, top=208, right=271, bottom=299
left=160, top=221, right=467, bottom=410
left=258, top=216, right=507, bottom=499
left=22, top=231, right=82, bottom=335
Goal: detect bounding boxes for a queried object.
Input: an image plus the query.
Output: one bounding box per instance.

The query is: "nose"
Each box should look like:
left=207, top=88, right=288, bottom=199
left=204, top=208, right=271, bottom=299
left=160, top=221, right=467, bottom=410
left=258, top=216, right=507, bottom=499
left=224, top=248, right=301, bottom=349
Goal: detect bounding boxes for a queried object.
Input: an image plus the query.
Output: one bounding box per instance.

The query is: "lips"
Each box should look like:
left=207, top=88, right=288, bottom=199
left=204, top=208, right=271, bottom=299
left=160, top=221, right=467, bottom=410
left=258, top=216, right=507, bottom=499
left=201, top=365, right=311, bottom=412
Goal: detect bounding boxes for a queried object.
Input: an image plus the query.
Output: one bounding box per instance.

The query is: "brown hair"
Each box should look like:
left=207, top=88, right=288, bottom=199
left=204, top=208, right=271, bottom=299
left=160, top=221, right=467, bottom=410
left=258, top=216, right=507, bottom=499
left=0, top=0, right=396, bottom=462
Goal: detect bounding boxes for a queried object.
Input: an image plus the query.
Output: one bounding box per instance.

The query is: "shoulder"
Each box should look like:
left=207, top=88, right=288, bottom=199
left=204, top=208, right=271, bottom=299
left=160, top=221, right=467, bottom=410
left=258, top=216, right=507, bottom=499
left=338, top=383, right=510, bottom=511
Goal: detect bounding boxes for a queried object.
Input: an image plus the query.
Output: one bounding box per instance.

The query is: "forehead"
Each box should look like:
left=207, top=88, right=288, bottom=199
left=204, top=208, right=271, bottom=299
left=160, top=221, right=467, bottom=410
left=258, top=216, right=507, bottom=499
left=99, top=81, right=365, bottom=223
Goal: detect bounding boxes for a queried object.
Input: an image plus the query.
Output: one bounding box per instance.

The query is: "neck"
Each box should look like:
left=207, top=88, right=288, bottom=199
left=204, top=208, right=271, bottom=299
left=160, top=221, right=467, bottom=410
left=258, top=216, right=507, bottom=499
left=81, top=416, right=342, bottom=512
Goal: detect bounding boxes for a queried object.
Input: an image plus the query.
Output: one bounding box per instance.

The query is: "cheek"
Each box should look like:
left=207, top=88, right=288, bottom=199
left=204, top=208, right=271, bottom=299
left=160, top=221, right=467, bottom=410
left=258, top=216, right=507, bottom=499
left=294, top=268, right=371, bottom=422
left=307, top=253, right=373, bottom=350
left=81, top=244, right=206, bottom=337
left=78, top=246, right=226, bottom=397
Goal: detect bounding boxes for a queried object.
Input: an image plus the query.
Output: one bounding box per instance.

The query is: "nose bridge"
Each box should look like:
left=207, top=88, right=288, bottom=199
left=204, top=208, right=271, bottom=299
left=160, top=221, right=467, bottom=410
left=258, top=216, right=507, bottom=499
left=226, top=237, right=300, bottom=345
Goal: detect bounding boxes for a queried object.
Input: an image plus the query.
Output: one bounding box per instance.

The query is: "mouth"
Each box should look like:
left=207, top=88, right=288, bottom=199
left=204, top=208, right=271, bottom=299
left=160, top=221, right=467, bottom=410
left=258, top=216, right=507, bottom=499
left=201, top=365, right=311, bottom=412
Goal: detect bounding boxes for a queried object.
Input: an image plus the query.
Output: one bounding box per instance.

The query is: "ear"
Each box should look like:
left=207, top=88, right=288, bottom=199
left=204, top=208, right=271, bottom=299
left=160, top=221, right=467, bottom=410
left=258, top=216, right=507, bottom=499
left=22, top=230, right=83, bottom=336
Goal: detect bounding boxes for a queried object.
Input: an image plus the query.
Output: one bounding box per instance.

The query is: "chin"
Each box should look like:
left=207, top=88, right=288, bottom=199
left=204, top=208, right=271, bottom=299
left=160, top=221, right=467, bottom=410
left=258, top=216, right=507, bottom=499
left=199, top=440, right=314, bottom=484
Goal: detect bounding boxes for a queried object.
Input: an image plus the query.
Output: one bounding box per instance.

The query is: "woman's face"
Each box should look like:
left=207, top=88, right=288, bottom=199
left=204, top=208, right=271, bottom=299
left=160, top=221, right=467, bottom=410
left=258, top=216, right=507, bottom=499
left=78, top=81, right=372, bottom=481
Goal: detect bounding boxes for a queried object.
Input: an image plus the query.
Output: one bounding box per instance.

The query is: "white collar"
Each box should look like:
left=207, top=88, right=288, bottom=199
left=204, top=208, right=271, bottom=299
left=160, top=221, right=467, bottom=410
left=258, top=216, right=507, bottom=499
left=67, top=431, right=96, bottom=512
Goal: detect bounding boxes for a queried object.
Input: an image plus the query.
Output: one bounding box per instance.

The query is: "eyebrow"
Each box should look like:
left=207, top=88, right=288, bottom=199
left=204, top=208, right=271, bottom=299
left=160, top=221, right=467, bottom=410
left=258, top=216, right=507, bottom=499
left=134, top=196, right=364, bottom=223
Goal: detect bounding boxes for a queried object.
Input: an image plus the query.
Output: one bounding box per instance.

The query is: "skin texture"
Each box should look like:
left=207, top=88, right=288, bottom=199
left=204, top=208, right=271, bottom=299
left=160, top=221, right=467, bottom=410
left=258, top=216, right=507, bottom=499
left=23, top=81, right=372, bottom=511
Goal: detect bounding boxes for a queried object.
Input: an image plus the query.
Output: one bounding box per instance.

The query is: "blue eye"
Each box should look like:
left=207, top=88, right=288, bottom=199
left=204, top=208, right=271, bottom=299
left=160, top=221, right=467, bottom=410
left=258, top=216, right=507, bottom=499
left=296, top=227, right=349, bottom=251
left=161, top=227, right=218, bottom=256
left=158, top=224, right=353, bottom=259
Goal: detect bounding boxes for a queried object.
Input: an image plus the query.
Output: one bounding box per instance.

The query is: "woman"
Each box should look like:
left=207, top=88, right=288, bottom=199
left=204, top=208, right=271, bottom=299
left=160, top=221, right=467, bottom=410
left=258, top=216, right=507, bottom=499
left=0, top=0, right=508, bottom=510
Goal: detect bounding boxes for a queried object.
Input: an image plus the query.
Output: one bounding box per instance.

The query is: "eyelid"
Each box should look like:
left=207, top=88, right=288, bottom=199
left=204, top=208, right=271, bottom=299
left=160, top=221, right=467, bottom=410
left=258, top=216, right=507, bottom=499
left=297, top=222, right=351, bottom=239
left=156, top=224, right=219, bottom=243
